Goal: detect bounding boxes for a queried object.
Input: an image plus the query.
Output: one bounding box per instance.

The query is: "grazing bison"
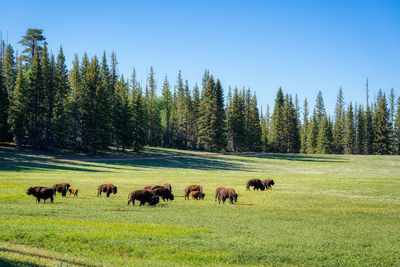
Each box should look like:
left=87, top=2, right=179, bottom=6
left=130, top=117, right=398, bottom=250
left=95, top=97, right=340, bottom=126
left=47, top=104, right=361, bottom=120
left=218, top=188, right=238, bottom=204
left=69, top=188, right=79, bottom=197
left=185, top=185, right=203, bottom=200
left=97, top=184, right=117, bottom=197
left=190, top=191, right=205, bottom=200
left=143, top=185, right=163, bottom=191
left=246, top=179, right=265, bottom=191
left=52, top=183, right=71, bottom=197
left=262, top=179, right=275, bottom=190
left=163, top=183, right=172, bottom=193
left=152, top=187, right=174, bottom=201
left=215, top=187, right=225, bottom=202
left=127, top=189, right=159, bottom=206
left=26, top=186, right=55, bottom=203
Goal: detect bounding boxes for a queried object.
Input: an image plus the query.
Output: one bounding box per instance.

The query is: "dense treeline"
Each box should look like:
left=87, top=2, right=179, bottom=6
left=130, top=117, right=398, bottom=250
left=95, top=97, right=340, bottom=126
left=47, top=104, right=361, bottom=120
left=1, top=29, right=399, bottom=155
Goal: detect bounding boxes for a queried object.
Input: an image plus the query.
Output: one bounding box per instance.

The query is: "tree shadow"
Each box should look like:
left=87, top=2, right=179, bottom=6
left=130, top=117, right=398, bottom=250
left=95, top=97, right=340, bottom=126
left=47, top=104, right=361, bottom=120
left=0, top=247, right=95, bottom=266
left=244, top=153, right=349, bottom=163
left=0, top=162, right=108, bottom=173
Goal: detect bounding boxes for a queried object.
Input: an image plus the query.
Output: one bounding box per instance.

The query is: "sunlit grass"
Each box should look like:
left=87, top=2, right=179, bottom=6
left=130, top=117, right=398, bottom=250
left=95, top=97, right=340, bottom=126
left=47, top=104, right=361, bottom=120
left=0, top=147, right=399, bottom=266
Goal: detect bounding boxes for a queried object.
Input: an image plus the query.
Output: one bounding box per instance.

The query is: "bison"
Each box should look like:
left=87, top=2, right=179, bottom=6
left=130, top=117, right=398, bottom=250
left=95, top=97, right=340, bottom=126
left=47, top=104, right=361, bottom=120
left=97, top=184, right=117, bottom=197
left=262, top=179, right=275, bottom=190
left=127, top=189, right=159, bottom=206
left=69, top=188, right=79, bottom=197
left=190, top=191, right=205, bottom=200
left=218, top=188, right=238, bottom=204
left=143, top=185, right=164, bottom=191
left=52, top=183, right=71, bottom=197
left=185, top=185, right=203, bottom=200
left=246, top=179, right=265, bottom=191
left=152, top=187, right=174, bottom=201
left=163, top=183, right=172, bottom=193
left=26, top=186, right=55, bottom=203
left=215, top=187, right=225, bottom=202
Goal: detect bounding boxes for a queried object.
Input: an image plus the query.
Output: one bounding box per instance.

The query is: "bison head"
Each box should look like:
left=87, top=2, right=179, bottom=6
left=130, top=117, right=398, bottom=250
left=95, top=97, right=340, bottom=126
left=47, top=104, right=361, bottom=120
left=233, top=193, right=238, bottom=203
left=169, top=194, right=174, bottom=201
left=269, top=180, right=275, bottom=186
left=26, top=187, right=35, bottom=195
left=150, top=196, right=159, bottom=206
left=112, top=186, right=118, bottom=194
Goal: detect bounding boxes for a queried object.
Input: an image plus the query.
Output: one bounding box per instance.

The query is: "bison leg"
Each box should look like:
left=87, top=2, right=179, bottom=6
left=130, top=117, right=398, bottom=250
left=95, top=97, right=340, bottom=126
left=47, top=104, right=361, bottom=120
left=140, top=200, right=145, bottom=206
left=51, top=197, right=54, bottom=203
left=106, top=191, right=111, bottom=197
left=97, top=190, right=101, bottom=197
left=229, top=196, right=233, bottom=204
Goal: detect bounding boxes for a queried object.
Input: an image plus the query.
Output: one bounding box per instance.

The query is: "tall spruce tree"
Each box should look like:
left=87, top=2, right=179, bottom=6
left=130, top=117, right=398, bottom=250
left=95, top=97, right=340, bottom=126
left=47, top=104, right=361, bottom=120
left=226, top=87, right=245, bottom=152
left=8, top=62, right=27, bottom=149
left=146, top=66, right=162, bottom=146
left=300, top=98, right=309, bottom=153
left=161, top=75, right=172, bottom=146
left=317, top=114, right=333, bottom=153
left=69, top=55, right=81, bottom=150
left=268, top=88, right=285, bottom=152
left=0, top=49, right=9, bottom=142
left=3, top=44, right=16, bottom=100
left=394, top=96, right=400, bottom=154
left=131, top=83, right=146, bottom=152
left=306, top=110, right=318, bottom=154
left=191, top=84, right=200, bottom=149
left=372, top=90, right=390, bottom=154
left=332, top=87, right=345, bottom=154
left=356, top=104, right=365, bottom=154
left=19, top=28, right=46, bottom=66
left=344, top=103, right=356, bottom=154
left=283, top=94, right=300, bottom=152
left=389, top=88, right=395, bottom=154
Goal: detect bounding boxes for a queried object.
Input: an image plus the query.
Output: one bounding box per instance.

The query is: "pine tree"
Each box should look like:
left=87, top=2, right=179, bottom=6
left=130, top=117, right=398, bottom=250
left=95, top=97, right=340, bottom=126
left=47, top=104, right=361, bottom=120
left=131, top=83, right=146, bottom=152
left=0, top=49, right=9, bottom=142
left=268, top=88, right=285, bottom=152
left=176, top=71, right=186, bottom=147
left=3, top=44, right=16, bottom=100
left=19, top=28, right=46, bottom=65
left=332, top=87, right=345, bottom=154
left=364, top=104, right=374, bottom=154
left=191, top=83, right=200, bottom=149
left=356, top=104, right=365, bottom=154
left=197, top=76, right=225, bottom=151
left=27, top=45, right=45, bottom=148
left=146, top=66, right=162, bottom=146
left=226, top=87, right=245, bottom=152
left=394, top=97, right=400, bottom=155
left=69, top=54, right=81, bottom=150
left=344, top=103, right=356, bottom=154
left=8, top=62, right=27, bottom=149
left=372, top=90, right=390, bottom=154
left=300, top=98, right=309, bottom=153
left=98, top=52, right=113, bottom=149
left=315, top=90, right=325, bottom=124
left=260, top=105, right=269, bottom=152
left=248, top=93, right=262, bottom=151
left=389, top=88, right=395, bottom=154
left=53, top=46, right=71, bottom=148
left=283, top=94, right=300, bottom=152
left=317, top=114, right=333, bottom=153
left=161, top=75, right=172, bottom=146
left=306, top=110, right=318, bottom=154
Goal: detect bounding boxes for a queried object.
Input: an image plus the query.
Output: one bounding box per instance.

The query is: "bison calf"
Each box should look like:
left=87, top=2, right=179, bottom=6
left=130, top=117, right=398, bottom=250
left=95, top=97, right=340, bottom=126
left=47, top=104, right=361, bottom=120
left=246, top=179, right=265, bottom=191
left=128, top=189, right=159, bottom=206
left=262, top=179, right=275, bottom=190
left=97, top=184, right=117, bottom=197
left=185, top=185, right=203, bottom=200
left=69, top=188, right=79, bottom=197
left=218, top=188, right=238, bottom=204
left=27, top=186, right=55, bottom=203
left=190, top=191, right=205, bottom=200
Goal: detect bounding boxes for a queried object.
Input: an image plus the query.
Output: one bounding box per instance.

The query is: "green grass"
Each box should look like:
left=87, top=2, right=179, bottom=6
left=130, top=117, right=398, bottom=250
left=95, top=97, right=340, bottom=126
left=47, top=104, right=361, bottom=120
left=0, top=146, right=399, bottom=266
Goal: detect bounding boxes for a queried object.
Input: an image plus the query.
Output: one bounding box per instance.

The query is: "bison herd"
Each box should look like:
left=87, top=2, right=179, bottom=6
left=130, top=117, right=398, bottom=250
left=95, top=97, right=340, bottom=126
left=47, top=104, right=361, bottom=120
left=26, top=179, right=275, bottom=206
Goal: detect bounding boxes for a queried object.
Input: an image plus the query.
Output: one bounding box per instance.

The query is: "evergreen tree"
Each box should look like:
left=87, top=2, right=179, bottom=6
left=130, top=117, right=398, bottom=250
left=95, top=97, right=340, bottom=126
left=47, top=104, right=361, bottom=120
left=332, top=87, right=345, bottom=154
left=344, top=103, right=356, bottom=154
left=98, top=52, right=113, bottom=149
left=268, top=88, right=285, bottom=152
left=306, top=110, right=318, bottom=154
left=8, top=62, right=27, bottom=149
left=389, top=88, right=395, bottom=154
left=317, top=114, right=333, bottom=153
left=19, top=28, right=46, bottom=65
left=53, top=46, right=71, bottom=148
left=283, top=94, right=300, bottom=152
left=315, top=90, right=325, bottom=124
left=260, top=104, right=269, bottom=152
left=191, top=83, right=200, bottom=149
left=394, top=97, right=400, bottom=155
left=69, top=55, right=81, bottom=150
left=161, top=75, right=172, bottom=146
left=372, top=90, right=390, bottom=154
left=300, top=98, right=309, bottom=153
left=226, top=87, right=245, bottom=152
left=146, top=66, right=162, bottom=146
left=356, top=104, right=365, bottom=154
left=131, top=83, right=146, bottom=152
left=0, top=49, right=9, bottom=142
left=364, top=104, right=374, bottom=154
left=3, top=44, right=16, bottom=100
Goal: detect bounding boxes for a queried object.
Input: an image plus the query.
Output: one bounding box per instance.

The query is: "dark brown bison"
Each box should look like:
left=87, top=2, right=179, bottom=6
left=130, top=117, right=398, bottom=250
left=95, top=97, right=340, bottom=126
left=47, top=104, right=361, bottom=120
left=218, top=188, right=238, bottom=204
left=69, top=188, right=79, bottom=197
left=262, top=179, right=275, bottom=190
left=215, top=187, right=225, bottom=202
left=127, top=189, right=159, bottom=206
left=185, top=185, right=203, bottom=200
left=52, top=183, right=71, bottom=197
left=246, top=179, right=265, bottom=191
left=163, top=183, right=172, bottom=193
left=152, top=187, right=174, bottom=201
left=26, top=186, right=55, bottom=203
left=143, top=185, right=163, bottom=191
left=190, top=191, right=205, bottom=200
left=97, top=184, right=117, bottom=197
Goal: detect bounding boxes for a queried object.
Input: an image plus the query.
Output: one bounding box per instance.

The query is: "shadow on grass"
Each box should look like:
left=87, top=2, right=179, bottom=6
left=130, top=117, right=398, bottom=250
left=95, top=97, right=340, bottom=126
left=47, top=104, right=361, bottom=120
left=0, top=162, right=108, bottom=173
left=0, top=247, right=96, bottom=267
left=245, top=153, right=349, bottom=163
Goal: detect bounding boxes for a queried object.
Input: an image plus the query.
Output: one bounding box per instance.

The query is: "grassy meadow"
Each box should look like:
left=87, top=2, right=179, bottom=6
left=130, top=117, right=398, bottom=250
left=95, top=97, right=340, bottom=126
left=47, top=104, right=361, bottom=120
left=0, top=146, right=399, bottom=266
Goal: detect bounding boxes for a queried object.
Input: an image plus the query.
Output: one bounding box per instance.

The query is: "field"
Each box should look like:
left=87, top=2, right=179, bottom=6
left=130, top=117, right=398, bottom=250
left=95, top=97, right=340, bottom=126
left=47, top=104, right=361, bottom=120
left=0, top=146, right=399, bottom=266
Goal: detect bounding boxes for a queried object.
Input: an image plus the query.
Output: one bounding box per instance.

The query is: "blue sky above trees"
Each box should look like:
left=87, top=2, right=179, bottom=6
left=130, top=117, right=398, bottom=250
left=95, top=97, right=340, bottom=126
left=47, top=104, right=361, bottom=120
left=1, top=0, right=399, bottom=113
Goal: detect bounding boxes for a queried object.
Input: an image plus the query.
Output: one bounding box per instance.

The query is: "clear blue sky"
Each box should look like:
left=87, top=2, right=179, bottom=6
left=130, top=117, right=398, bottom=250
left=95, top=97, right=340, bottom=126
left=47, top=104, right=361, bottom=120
left=1, top=0, right=399, bottom=115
